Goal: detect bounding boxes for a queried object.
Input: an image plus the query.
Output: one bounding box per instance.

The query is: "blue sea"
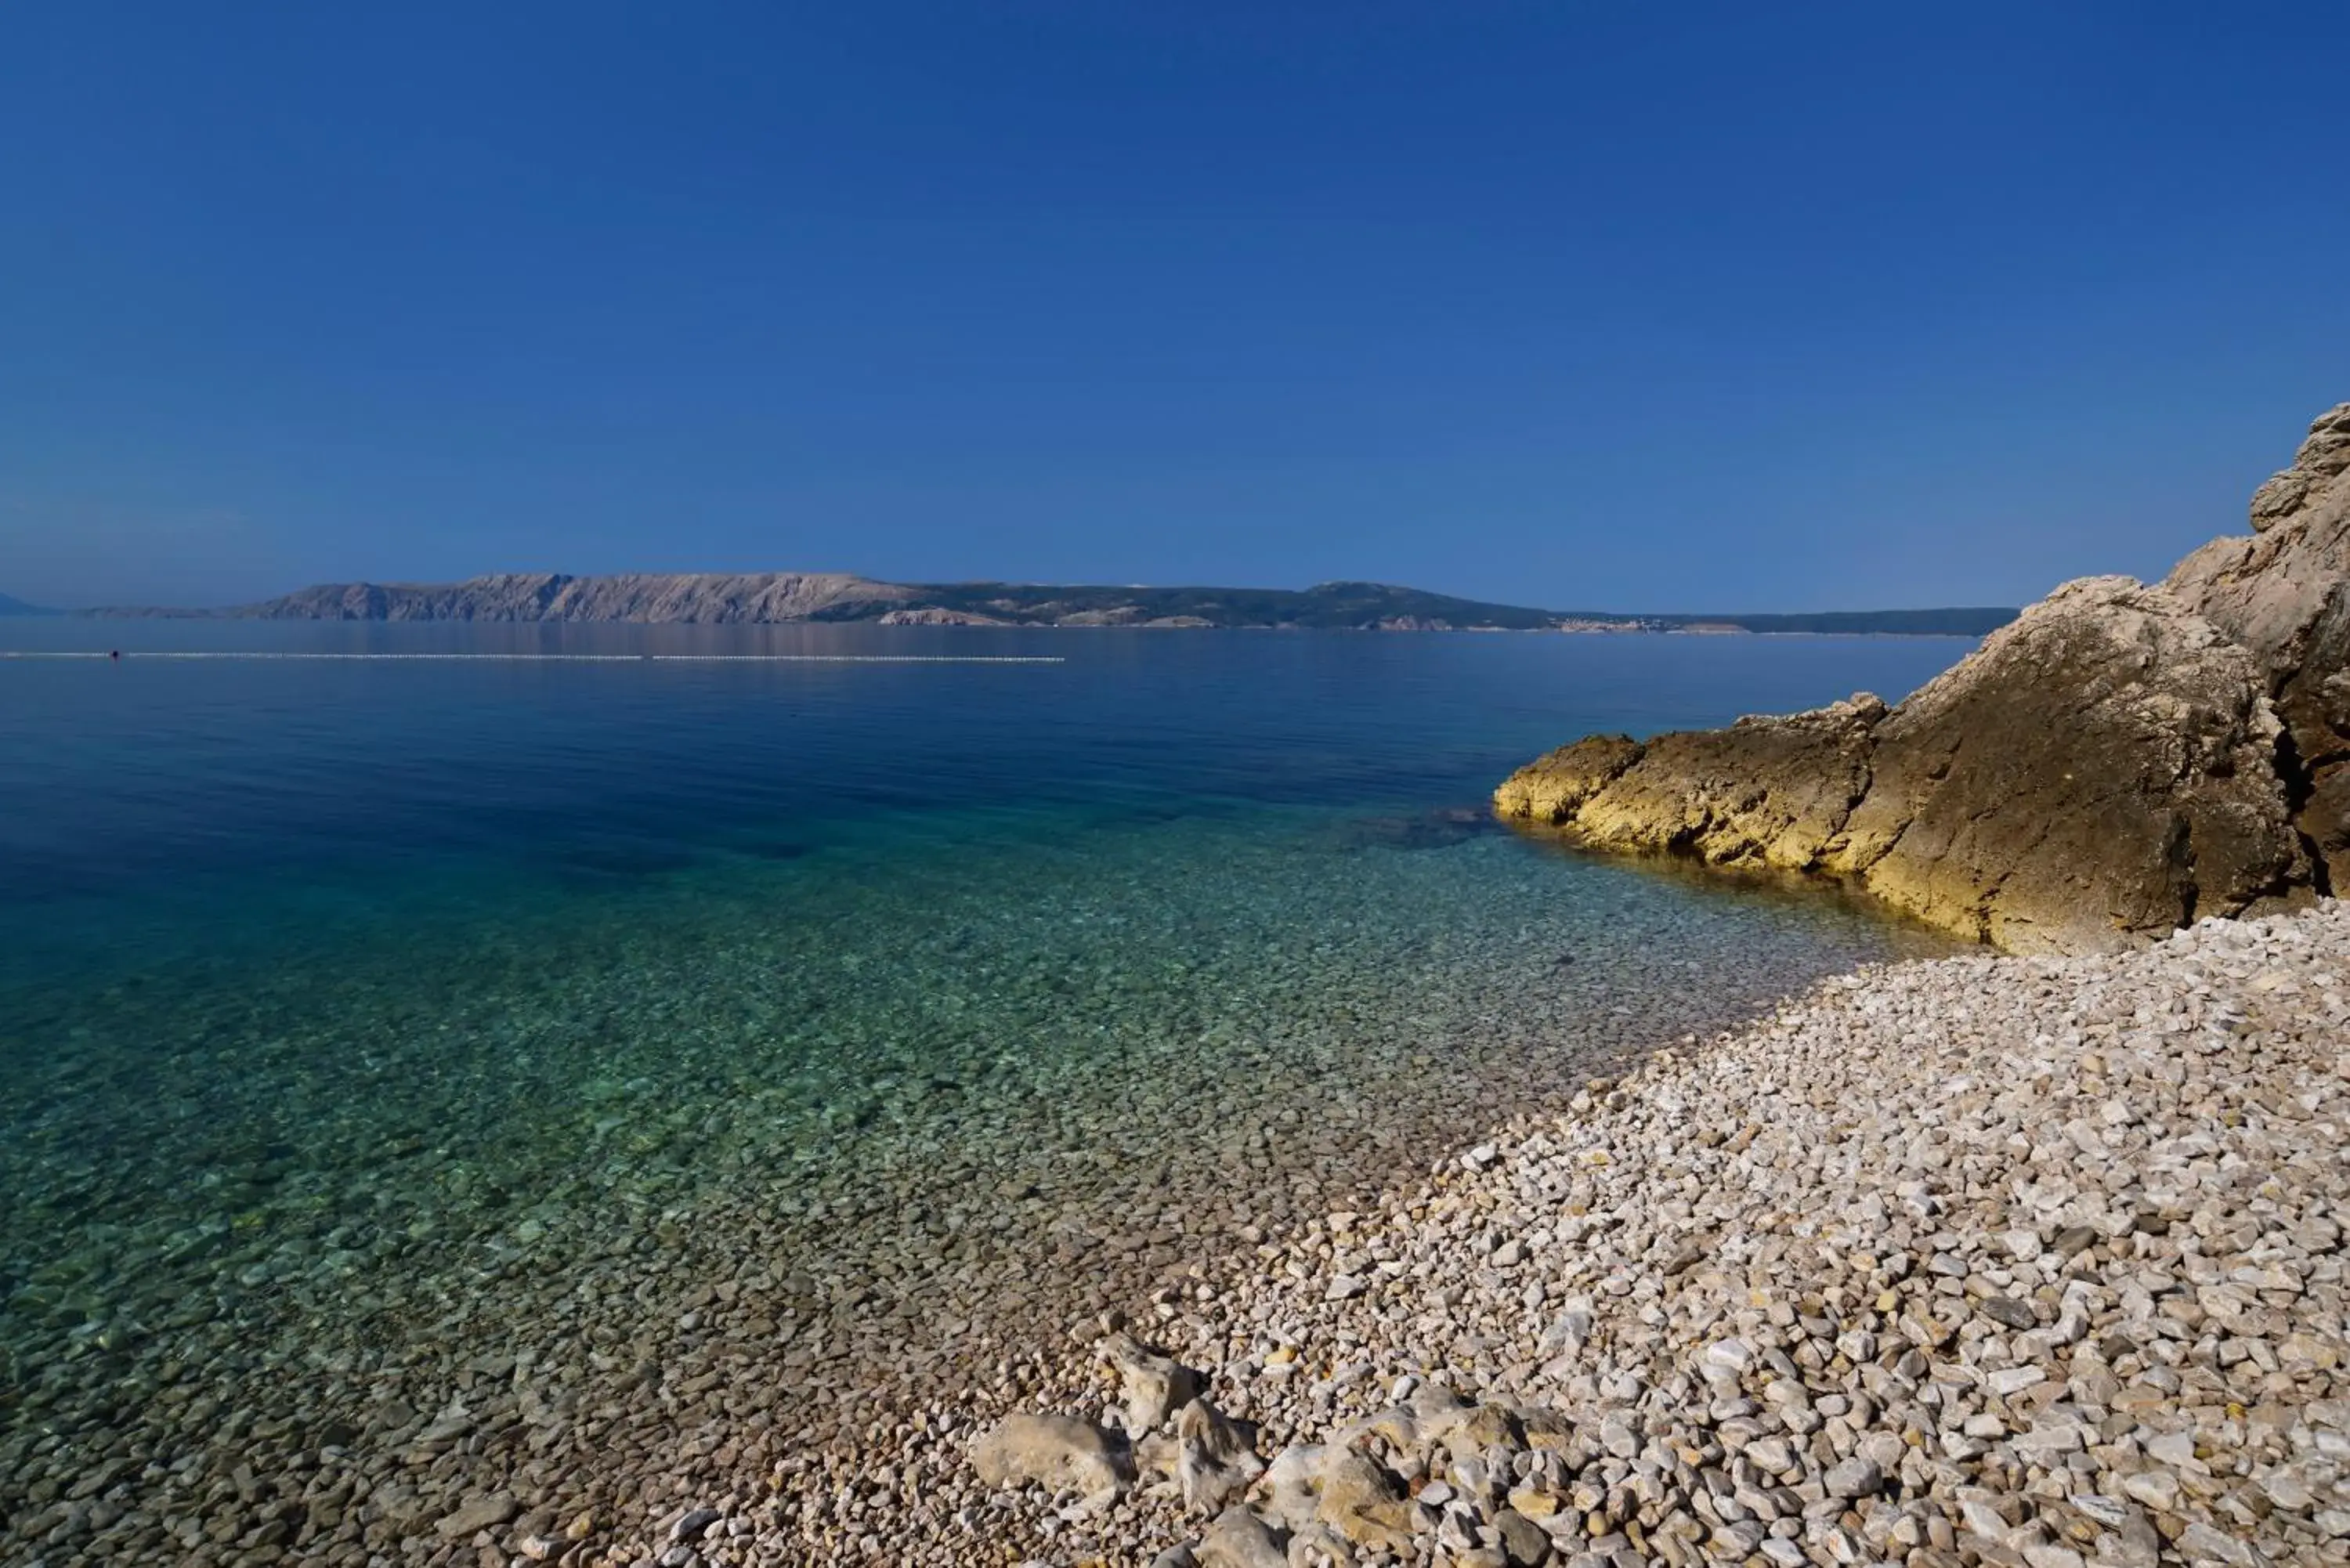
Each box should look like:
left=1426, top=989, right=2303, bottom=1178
left=0, top=618, right=1968, bottom=1561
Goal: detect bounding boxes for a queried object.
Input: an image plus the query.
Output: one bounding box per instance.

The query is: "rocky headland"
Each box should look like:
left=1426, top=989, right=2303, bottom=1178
left=1496, top=405, right=2350, bottom=955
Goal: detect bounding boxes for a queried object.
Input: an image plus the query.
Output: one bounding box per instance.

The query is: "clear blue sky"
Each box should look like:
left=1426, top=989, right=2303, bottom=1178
left=3, top=3, right=2345, bottom=611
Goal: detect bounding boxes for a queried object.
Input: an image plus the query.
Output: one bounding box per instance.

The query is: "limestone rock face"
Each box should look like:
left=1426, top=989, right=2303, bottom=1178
left=1825, top=577, right=2305, bottom=949
left=1489, top=734, right=1646, bottom=823
left=2168, top=403, right=2350, bottom=887
left=233, top=571, right=920, bottom=623
left=873, top=605, right=1014, bottom=627
left=1571, top=695, right=1886, bottom=873
left=1497, top=403, right=2350, bottom=952
left=2247, top=402, right=2350, bottom=535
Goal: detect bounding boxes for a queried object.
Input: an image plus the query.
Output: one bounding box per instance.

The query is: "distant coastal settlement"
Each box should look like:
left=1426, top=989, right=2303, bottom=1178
left=65, top=573, right=2017, bottom=636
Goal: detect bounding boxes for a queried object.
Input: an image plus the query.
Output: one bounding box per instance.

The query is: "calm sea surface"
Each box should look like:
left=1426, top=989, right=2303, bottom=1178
left=0, top=619, right=1969, bottom=1558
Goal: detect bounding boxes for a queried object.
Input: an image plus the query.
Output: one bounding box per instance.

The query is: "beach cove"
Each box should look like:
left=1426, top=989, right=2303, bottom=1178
left=11, top=403, right=2349, bottom=1568
left=0, top=626, right=1964, bottom=1567
left=916, top=406, right=2350, bottom=1568
left=8, top=8, right=2347, bottom=1564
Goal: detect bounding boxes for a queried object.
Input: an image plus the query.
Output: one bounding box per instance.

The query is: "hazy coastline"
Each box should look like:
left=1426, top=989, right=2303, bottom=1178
left=62, top=572, right=2016, bottom=638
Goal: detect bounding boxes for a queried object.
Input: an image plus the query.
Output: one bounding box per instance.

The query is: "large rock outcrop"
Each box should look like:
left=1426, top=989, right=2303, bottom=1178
left=1498, top=403, right=2350, bottom=952
left=2167, top=403, right=2350, bottom=888
left=1823, top=576, right=2306, bottom=948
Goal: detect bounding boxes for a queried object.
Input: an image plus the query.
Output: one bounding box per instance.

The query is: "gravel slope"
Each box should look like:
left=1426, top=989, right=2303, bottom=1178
left=872, top=901, right=2350, bottom=1568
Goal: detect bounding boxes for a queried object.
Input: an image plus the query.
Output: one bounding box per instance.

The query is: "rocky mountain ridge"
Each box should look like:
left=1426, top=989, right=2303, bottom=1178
left=1497, top=402, right=2350, bottom=953
left=101, top=571, right=919, bottom=625
left=81, top=574, right=2017, bottom=636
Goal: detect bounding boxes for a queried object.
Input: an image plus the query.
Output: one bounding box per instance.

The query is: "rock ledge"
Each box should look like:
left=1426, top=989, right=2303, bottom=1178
left=1497, top=404, right=2350, bottom=953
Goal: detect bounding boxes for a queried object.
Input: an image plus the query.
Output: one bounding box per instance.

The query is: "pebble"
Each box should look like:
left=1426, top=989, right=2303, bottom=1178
left=946, top=901, right=2350, bottom=1568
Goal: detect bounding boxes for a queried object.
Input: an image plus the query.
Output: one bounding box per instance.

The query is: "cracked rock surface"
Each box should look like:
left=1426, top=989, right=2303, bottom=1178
left=1497, top=403, right=2350, bottom=954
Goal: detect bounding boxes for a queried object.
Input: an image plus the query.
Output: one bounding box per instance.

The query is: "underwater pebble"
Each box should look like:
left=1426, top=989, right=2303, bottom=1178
left=0, top=815, right=1948, bottom=1565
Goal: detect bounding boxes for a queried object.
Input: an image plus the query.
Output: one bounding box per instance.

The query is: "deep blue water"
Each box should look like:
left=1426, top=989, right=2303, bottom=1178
left=2, top=616, right=1959, bottom=923
left=0, top=616, right=1972, bottom=1272
left=0, top=619, right=1973, bottom=1544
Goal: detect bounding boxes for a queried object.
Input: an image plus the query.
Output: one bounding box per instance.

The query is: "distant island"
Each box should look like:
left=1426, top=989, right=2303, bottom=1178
left=0, top=591, right=57, bottom=616
left=76, top=572, right=2017, bottom=635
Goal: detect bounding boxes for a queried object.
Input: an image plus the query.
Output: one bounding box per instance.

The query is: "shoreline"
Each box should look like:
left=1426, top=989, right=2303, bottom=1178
left=885, top=900, right=2350, bottom=1567
left=39, top=615, right=1990, bottom=640
left=0, top=821, right=1940, bottom=1568
left=7, top=870, right=2336, bottom=1565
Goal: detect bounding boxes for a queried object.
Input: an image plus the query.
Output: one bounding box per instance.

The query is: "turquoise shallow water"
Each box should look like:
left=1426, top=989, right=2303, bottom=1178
left=0, top=620, right=1969, bottom=1561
